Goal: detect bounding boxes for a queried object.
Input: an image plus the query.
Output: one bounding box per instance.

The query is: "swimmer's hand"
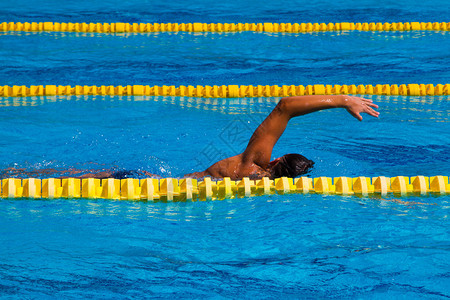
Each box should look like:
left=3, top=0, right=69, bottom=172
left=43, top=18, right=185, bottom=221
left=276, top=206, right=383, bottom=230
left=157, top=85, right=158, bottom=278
left=342, top=95, right=380, bottom=121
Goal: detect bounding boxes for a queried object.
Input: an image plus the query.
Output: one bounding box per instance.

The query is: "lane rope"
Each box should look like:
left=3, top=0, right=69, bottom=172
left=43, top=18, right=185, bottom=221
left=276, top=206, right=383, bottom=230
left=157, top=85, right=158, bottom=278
left=1, top=84, right=449, bottom=98
left=1, top=175, right=448, bottom=200
left=0, top=21, right=449, bottom=33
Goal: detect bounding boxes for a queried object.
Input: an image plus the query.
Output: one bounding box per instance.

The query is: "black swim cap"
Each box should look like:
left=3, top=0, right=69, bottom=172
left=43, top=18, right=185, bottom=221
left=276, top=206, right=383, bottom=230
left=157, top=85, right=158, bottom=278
left=269, top=153, right=314, bottom=179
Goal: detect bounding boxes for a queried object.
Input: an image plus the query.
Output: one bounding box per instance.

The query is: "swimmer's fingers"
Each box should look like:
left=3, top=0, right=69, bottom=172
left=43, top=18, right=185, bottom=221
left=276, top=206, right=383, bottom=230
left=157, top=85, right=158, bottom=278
left=347, top=109, right=363, bottom=121
left=359, top=97, right=380, bottom=117
left=344, top=95, right=380, bottom=121
left=360, top=97, right=379, bottom=107
left=365, top=105, right=380, bottom=118
left=364, top=99, right=379, bottom=108
left=347, top=106, right=379, bottom=121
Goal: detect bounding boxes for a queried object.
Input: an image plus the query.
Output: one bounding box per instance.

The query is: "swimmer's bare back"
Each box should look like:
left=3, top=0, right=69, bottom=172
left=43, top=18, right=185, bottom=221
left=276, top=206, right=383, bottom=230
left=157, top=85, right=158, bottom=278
left=0, top=168, right=155, bottom=180
left=1, top=95, right=378, bottom=180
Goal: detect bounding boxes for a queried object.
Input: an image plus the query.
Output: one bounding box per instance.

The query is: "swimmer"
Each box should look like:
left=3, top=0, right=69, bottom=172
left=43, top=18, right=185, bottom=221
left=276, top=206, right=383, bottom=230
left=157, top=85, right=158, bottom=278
left=2, top=95, right=379, bottom=180
left=185, top=95, right=379, bottom=179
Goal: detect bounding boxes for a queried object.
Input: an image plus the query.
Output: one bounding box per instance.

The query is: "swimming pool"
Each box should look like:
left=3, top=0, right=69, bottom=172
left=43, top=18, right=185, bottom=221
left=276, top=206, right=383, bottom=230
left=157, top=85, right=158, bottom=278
left=1, top=0, right=449, bottom=298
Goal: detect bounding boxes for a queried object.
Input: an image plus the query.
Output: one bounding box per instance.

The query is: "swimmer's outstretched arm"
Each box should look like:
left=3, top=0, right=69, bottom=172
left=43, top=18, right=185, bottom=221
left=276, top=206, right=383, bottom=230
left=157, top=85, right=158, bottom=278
left=242, top=95, right=380, bottom=168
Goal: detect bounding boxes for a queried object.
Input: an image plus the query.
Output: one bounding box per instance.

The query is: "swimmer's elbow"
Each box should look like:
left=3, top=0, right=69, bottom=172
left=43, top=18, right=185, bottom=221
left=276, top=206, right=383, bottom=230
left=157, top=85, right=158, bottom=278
left=277, top=97, right=290, bottom=114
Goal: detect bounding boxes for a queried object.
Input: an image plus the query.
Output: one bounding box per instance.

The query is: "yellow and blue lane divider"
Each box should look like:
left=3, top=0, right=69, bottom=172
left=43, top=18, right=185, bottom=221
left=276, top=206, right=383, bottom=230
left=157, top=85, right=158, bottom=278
left=0, top=21, right=449, bottom=33
left=1, top=176, right=449, bottom=201
left=0, top=83, right=449, bottom=98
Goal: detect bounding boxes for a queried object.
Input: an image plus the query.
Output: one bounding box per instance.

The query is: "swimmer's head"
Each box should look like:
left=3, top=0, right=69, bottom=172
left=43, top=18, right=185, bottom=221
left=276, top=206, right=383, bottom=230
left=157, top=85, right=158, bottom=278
left=268, top=153, right=314, bottom=179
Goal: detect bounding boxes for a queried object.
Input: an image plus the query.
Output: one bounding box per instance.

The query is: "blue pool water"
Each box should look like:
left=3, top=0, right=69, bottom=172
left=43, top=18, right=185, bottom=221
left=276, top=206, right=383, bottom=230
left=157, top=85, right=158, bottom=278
left=1, top=31, right=449, bottom=87
left=0, top=0, right=449, bottom=23
left=1, top=194, right=448, bottom=298
left=1, top=0, right=450, bottom=298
